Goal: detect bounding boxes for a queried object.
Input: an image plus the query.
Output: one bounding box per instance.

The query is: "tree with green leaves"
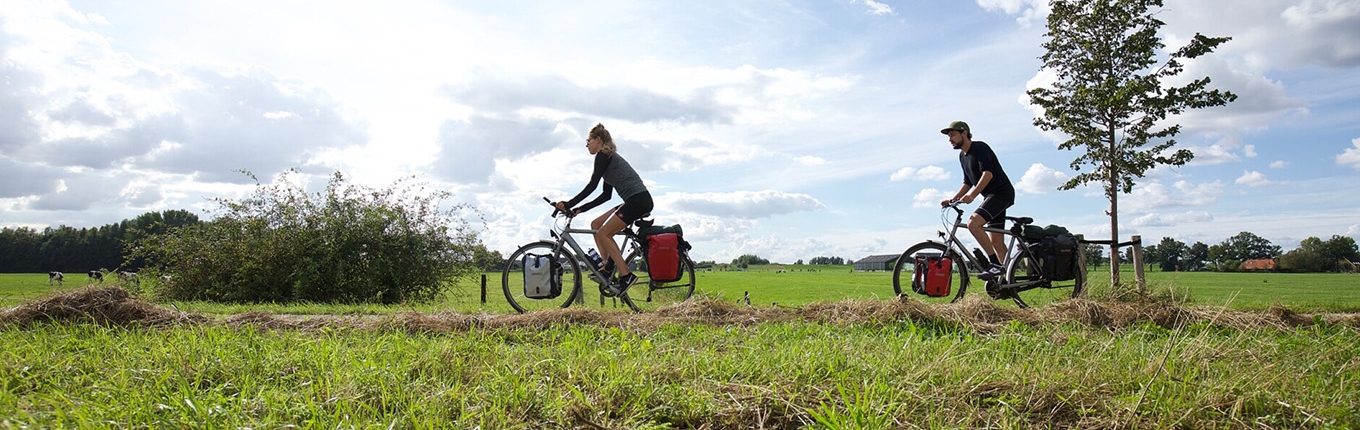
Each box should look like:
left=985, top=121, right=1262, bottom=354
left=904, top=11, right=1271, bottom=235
left=1083, top=243, right=1105, bottom=269
left=1208, top=231, right=1281, bottom=271
left=1027, top=0, right=1237, bottom=288
left=1185, top=241, right=1209, bottom=271
left=1154, top=237, right=1187, bottom=272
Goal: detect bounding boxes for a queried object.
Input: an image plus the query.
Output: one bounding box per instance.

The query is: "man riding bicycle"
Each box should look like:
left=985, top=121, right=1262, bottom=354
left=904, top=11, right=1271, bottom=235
left=938, top=120, right=1015, bottom=282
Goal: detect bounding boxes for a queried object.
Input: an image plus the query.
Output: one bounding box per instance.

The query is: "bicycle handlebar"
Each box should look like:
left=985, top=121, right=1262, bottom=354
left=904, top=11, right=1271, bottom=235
left=545, top=196, right=587, bottom=220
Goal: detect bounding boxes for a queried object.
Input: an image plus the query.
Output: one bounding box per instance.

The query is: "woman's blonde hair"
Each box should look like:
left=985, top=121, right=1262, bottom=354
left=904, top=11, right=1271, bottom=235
left=590, top=123, right=616, bottom=154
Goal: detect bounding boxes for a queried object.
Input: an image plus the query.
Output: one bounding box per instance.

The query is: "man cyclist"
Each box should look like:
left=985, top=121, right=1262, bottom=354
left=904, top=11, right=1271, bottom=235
left=939, top=120, right=1015, bottom=282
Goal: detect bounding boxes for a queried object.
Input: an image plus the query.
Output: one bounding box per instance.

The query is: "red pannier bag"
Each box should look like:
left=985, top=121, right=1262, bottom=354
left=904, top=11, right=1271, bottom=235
left=646, top=233, right=684, bottom=283
left=912, top=256, right=952, bottom=297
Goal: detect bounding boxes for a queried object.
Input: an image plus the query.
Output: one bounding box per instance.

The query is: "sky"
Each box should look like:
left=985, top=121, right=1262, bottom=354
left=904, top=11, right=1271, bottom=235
left=2, top=0, right=1359, bottom=264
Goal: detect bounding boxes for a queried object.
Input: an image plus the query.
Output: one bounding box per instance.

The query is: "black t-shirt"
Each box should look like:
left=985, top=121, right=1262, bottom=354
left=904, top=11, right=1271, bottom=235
left=959, top=141, right=1014, bottom=197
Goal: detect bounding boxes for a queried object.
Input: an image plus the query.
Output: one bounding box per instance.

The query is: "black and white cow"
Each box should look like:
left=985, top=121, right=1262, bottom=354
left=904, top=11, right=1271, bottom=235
left=48, top=271, right=64, bottom=286
left=88, top=270, right=104, bottom=283
left=118, top=271, right=139, bottom=285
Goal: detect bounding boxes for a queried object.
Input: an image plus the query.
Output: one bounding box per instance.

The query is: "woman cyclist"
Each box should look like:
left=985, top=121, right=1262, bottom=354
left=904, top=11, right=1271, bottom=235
left=554, top=123, right=654, bottom=296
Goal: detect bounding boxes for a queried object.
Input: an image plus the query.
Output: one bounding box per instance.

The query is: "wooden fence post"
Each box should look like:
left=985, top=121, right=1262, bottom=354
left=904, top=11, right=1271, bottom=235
left=1130, top=235, right=1146, bottom=294
left=1075, top=234, right=1088, bottom=295
left=480, top=274, right=487, bottom=304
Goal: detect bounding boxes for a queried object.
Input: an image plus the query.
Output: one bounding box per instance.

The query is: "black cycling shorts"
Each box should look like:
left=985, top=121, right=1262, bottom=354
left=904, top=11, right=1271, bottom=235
left=613, top=191, right=654, bottom=224
left=975, top=193, right=1015, bottom=229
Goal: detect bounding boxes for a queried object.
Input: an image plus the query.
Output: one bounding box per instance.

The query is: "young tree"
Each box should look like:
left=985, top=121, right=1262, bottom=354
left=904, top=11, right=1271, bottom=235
left=1027, top=0, right=1237, bottom=289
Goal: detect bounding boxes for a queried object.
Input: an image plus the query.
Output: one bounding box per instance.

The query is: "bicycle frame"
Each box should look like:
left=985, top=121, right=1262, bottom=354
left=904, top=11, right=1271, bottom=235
left=551, top=216, right=638, bottom=276
left=931, top=202, right=1040, bottom=292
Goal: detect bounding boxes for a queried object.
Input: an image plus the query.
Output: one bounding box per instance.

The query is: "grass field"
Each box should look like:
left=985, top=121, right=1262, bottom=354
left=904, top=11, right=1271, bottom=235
left=2, top=269, right=1359, bottom=428
left=5, top=265, right=1360, bottom=313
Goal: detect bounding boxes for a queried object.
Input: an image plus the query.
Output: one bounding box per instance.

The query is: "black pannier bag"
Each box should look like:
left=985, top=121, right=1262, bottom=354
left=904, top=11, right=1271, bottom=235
left=1022, top=224, right=1080, bottom=282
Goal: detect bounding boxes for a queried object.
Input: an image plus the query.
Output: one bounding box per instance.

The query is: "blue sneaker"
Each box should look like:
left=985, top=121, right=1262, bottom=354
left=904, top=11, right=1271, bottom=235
left=609, top=272, right=638, bottom=296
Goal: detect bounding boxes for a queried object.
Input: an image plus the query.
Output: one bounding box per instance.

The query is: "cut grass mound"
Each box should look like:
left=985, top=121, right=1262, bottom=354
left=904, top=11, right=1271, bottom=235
left=4, top=286, right=1358, bottom=332
left=0, top=286, right=208, bottom=327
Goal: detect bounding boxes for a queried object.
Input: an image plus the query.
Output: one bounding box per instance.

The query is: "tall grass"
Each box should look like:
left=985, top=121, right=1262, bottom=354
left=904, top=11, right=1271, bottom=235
left=3, top=317, right=1356, bottom=428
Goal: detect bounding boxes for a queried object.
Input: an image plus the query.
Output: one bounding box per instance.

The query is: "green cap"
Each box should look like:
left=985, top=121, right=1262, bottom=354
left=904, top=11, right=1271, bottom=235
left=940, top=121, right=970, bottom=134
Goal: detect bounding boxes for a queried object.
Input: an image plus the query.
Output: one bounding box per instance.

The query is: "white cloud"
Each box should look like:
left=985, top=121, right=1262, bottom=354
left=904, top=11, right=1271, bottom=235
left=852, top=0, right=895, bottom=15
left=1338, top=138, right=1360, bottom=170
left=1186, top=136, right=1246, bottom=166
left=1235, top=170, right=1281, bottom=187
left=1015, top=163, right=1068, bottom=194
left=1130, top=211, right=1214, bottom=228
left=1280, top=0, right=1360, bottom=67
left=662, top=190, right=824, bottom=219
left=889, top=165, right=948, bottom=182
left=976, top=0, right=1049, bottom=27
left=1125, top=180, right=1224, bottom=212
left=1270, top=160, right=1289, bottom=168
left=912, top=188, right=949, bottom=209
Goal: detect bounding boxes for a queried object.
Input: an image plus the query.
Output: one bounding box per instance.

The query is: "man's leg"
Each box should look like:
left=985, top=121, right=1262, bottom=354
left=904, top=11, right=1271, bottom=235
left=967, top=214, right=994, bottom=260
left=988, top=231, right=1008, bottom=267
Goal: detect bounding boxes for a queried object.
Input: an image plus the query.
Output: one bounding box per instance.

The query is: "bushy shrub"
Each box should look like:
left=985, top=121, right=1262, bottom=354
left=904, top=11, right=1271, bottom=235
left=130, top=170, right=480, bottom=304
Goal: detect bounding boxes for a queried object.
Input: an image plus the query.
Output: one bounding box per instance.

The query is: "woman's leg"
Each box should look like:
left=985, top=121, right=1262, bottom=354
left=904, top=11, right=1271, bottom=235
left=595, top=212, right=631, bottom=276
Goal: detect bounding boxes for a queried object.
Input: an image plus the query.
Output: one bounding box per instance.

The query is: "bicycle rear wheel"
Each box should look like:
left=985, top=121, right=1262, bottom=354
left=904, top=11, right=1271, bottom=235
left=1004, top=245, right=1085, bottom=308
left=619, top=249, right=696, bottom=312
left=891, top=242, right=968, bottom=303
left=502, top=241, right=581, bottom=313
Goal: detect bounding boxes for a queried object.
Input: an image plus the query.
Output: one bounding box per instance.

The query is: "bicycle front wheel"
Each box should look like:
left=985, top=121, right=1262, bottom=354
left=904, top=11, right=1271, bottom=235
left=619, top=250, right=696, bottom=312
left=891, top=242, right=969, bottom=303
left=502, top=241, right=581, bottom=313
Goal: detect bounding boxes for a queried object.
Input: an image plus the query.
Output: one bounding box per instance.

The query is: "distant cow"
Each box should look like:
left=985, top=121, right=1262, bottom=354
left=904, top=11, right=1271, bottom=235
left=118, top=271, right=139, bottom=285
left=48, top=271, right=64, bottom=286
left=88, top=270, right=104, bottom=283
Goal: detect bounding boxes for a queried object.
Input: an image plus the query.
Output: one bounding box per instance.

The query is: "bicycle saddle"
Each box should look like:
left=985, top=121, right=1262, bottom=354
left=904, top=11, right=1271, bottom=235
left=633, top=216, right=654, bottom=228
left=1007, top=216, right=1034, bottom=225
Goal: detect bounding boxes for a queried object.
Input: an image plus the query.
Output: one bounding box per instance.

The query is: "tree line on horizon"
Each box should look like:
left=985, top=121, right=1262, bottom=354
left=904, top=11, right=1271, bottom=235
left=0, top=210, right=201, bottom=274
left=6, top=211, right=1358, bottom=275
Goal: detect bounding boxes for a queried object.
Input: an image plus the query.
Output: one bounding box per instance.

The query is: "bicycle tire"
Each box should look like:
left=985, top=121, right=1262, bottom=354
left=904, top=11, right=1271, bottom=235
left=1004, top=243, right=1085, bottom=308
left=891, top=242, right=969, bottom=303
left=618, top=248, right=696, bottom=312
left=502, top=241, right=581, bottom=313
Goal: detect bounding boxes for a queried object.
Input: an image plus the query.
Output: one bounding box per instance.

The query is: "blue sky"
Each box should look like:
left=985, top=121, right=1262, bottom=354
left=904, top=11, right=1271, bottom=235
left=2, top=0, right=1358, bottom=264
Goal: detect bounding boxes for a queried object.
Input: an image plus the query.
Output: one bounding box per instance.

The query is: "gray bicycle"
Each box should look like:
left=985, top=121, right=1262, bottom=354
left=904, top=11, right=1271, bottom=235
left=500, top=198, right=697, bottom=313
left=891, top=201, right=1085, bottom=308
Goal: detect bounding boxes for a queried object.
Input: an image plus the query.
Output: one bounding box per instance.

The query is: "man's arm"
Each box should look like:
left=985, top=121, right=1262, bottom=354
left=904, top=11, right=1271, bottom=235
left=943, top=183, right=972, bottom=206
left=966, top=171, right=994, bottom=201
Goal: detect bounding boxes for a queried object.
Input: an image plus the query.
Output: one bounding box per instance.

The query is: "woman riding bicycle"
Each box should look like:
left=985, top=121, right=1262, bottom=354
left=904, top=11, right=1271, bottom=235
left=554, top=123, right=654, bottom=296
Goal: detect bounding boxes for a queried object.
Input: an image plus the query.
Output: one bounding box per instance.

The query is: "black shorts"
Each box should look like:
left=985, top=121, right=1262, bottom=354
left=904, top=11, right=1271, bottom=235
left=613, top=191, right=654, bottom=224
left=975, top=193, right=1015, bottom=229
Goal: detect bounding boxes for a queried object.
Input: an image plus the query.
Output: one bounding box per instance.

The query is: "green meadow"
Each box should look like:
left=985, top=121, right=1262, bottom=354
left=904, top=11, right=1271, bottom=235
left=8, top=266, right=1360, bottom=313
left=3, top=268, right=1358, bottom=428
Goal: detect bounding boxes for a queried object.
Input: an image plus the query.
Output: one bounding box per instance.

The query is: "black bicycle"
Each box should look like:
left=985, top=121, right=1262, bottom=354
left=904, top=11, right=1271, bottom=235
left=891, top=201, right=1085, bottom=308
left=500, top=198, right=697, bottom=313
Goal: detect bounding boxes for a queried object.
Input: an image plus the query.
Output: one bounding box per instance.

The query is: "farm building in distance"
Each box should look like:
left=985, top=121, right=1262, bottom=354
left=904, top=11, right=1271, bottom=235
left=1242, top=259, right=1277, bottom=271
left=854, top=254, right=899, bottom=271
